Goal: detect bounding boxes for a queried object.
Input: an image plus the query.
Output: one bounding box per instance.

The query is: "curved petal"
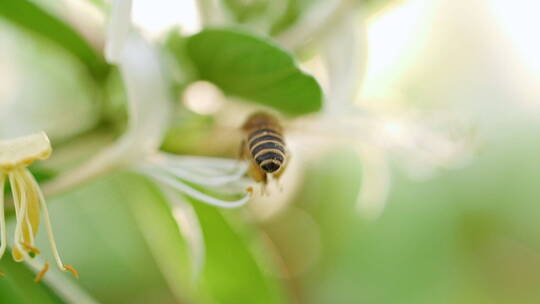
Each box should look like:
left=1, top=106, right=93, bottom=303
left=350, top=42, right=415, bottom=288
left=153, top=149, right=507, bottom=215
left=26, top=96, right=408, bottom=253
left=159, top=184, right=205, bottom=280
left=323, top=10, right=367, bottom=114
left=44, top=32, right=172, bottom=196
left=148, top=153, right=248, bottom=187
left=105, top=0, right=133, bottom=63
left=118, top=33, right=172, bottom=151
left=0, top=132, right=51, bottom=171
left=138, top=167, right=251, bottom=209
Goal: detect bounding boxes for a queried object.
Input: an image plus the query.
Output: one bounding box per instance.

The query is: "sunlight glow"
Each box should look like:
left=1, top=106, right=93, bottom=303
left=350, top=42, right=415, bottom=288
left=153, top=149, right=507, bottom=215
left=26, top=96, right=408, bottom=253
left=132, top=0, right=200, bottom=37
left=361, top=0, right=433, bottom=100
left=489, top=0, right=540, bottom=78
left=376, top=117, right=411, bottom=147
left=382, top=120, right=405, bottom=138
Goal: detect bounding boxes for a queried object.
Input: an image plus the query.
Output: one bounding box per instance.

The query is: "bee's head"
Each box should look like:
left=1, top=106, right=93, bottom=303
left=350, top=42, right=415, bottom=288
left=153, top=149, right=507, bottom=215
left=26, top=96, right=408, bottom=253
left=242, top=111, right=281, bottom=132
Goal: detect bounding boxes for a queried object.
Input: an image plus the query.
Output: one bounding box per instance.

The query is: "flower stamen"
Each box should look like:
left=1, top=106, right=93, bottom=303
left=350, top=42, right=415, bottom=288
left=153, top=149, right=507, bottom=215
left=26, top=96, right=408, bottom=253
left=11, top=170, right=29, bottom=262
left=154, top=162, right=248, bottom=187
left=25, top=169, right=78, bottom=277
left=139, top=167, right=251, bottom=209
left=0, top=132, right=77, bottom=281
left=34, top=262, right=49, bottom=282
left=63, top=265, right=79, bottom=279
left=21, top=242, right=41, bottom=255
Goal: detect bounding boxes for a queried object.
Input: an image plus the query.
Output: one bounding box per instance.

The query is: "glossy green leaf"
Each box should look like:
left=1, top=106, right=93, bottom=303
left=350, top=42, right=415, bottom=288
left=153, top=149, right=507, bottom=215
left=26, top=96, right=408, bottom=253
left=44, top=173, right=184, bottom=304
left=184, top=28, right=323, bottom=116
left=192, top=202, right=289, bottom=304
left=0, top=259, right=64, bottom=304
left=0, top=0, right=109, bottom=80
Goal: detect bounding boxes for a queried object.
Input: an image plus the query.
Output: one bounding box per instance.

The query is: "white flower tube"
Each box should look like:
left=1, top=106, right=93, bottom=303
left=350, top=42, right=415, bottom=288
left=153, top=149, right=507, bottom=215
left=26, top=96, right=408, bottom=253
left=44, top=30, right=172, bottom=196
left=323, top=10, right=367, bottom=114
left=105, top=0, right=133, bottom=63
left=118, top=33, right=172, bottom=151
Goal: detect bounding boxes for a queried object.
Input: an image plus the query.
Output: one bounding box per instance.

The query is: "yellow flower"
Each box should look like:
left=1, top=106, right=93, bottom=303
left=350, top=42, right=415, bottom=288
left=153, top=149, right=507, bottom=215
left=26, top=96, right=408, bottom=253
left=0, top=132, right=77, bottom=281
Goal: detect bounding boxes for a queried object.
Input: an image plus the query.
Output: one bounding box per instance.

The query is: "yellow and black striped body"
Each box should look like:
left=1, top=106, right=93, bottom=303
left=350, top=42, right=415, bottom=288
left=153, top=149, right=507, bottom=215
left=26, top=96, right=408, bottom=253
left=242, top=112, right=287, bottom=183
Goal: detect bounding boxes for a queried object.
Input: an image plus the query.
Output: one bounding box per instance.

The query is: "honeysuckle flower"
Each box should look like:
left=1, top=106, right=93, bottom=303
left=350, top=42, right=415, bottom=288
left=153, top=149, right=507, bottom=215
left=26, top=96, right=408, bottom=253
left=45, top=3, right=252, bottom=206
left=0, top=132, right=77, bottom=281
left=43, top=0, right=253, bottom=279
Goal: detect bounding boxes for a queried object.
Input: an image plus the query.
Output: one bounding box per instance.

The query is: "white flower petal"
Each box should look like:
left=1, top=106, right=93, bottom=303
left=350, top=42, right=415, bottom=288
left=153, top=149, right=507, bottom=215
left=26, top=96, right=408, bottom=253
left=323, top=11, right=367, bottom=114
left=0, top=26, right=101, bottom=142
left=105, top=0, right=133, bottom=63
left=159, top=185, right=205, bottom=280
left=148, top=153, right=248, bottom=186
left=118, top=33, right=172, bottom=152
left=0, top=132, right=51, bottom=171
left=138, top=167, right=251, bottom=209
left=153, top=153, right=244, bottom=171
left=44, top=33, right=172, bottom=196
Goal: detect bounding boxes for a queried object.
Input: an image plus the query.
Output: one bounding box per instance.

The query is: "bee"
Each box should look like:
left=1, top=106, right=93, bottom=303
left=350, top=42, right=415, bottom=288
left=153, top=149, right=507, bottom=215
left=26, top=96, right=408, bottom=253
left=241, top=112, right=288, bottom=186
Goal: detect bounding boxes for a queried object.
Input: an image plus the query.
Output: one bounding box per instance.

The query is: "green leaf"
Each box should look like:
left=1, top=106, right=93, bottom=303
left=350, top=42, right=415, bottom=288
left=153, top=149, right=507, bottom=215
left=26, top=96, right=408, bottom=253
left=0, top=259, right=64, bottom=304
left=0, top=0, right=109, bottom=80
left=44, top=173, right=184, bottom=303
left=184, top=28, right=323, bottom=116
left=120, top=174, right=201, bottom=303
left=192, top=202, right=289, bottom=304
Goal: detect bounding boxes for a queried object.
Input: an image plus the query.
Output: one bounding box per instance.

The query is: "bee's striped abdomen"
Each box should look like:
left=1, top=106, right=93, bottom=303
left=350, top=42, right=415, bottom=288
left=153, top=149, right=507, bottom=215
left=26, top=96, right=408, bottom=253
left=247, top=128, right=286, bottom=173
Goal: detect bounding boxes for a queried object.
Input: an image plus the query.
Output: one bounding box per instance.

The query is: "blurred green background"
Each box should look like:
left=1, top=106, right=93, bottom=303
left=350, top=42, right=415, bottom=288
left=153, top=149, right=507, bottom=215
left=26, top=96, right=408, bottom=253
left=2, top=0, right=540, bottom=303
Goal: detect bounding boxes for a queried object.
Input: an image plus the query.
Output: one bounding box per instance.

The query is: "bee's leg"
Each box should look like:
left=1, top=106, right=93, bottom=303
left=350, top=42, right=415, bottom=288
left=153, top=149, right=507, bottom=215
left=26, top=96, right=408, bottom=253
left=248, top=163, right=268, bottom=195
left=238, top=140, right=247, bottom=160
left=234, top=140, right=249, bottom=173
left=272, top=156, right=290, bottom=192
left=271, top=174, right=284, bottom=192
left=248, top=161, right=267, bottom=183
left=261, top=182, right=269, bottom=196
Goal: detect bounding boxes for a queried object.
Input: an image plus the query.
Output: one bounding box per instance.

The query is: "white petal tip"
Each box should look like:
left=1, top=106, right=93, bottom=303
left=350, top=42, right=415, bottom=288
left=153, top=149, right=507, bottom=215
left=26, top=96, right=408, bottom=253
left=0, top=132, right=52, bottom=170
